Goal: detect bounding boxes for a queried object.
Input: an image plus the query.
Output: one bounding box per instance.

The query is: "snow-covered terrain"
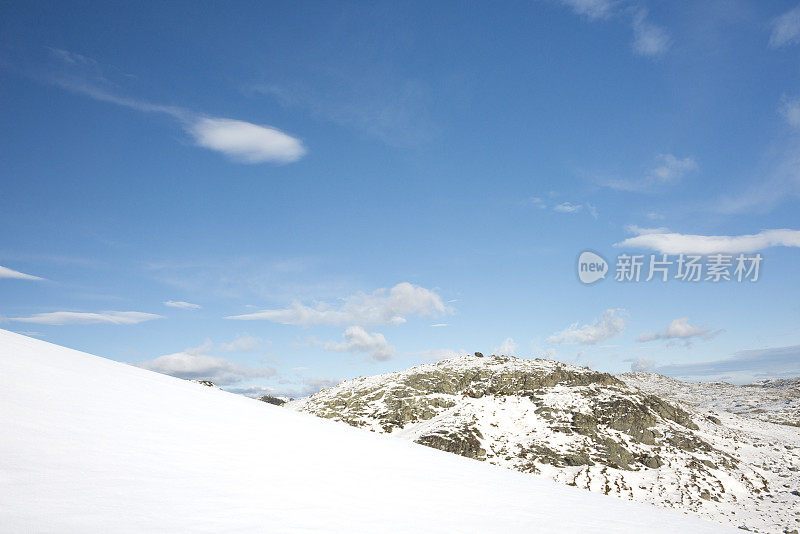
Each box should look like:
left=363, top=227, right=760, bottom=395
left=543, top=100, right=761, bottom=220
left=620, top=372, right=800, bottom=427
left=0, top=330, right=732, bottom=533
left=289, top=353, right=800, bottom=533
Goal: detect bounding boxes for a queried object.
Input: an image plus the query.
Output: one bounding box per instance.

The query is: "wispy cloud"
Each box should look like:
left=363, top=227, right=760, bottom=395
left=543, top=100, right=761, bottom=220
left=715, top=96, right=800, bottom=214
left=218, top=334, right=262, bottom=353
left=47, top=49, right=305, bottom=164
left=556, top=1, right=670, bottom=57
left=139, top=340, right=275, bottom=386
left=779, top=96, right=800, bottom=127
left=10, top=311, right=162, bottom=325
left=648, top=154, right=697, bottom=184
left=494, top=337, right=518, bottom=356
left=529, top=196, right=547, bottom=209
left=0, top=265, right=44, bottom=281
left=631, top=9, right=670, bottom=57
left=715, top=145, right=800, bottom=214
left=654, top=344, right=800, bottom=384
left=557, top=0, right=615, bottom=20
left=164, top=300, right=201, bottom=310
left=145, top=255, right=330, bottom=302
left=615, top=228, right=800, bottom=254
left=553, top=201, right=583, bottom=213
left=604, top=154, right=697, bottom=191
left=769, top=4, right=800, bottom=48
left=637, top=317, right=720, bottom=345
left=324, top=326, right=395, bottom=361
left=531, top=197, right=597, bottom=217
left=547, top=308, right=628, bottom=345
left=226, top=282, right=447, bottom=326
left=251, top=77, right=437, bottom=148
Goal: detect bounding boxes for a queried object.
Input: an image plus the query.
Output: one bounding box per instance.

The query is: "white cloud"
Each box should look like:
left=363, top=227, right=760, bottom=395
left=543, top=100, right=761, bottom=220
left=139, top=341, right=276, bottom=386
left=0, top=265, right=44, bottom=281
left=218, top=334, right=262, bottom=353
left=557, top=0, right=615, bottom=20
left=188, top=118, right=305, bottom=164
left=627, top=356, right=656, bottom=372
left=494, top=337, right=518, bottom=356
left=228, top=376, right=343, bottom=399
left=324, top=326, right=395, bottom=361
left=47, top=49, right=305, bottom=164
left=624, top=224, right=670, bottom=235
left=431, top=323, right=448, bottom=327
left=769, top=5, right=800, bottom=48
left=637, top=317, right=719, bottom=344
left=586, top=203, right=599, bottom=219
left=547, top=309, right=627, bottom=345
left=226, top=282, right=447, bottom=326
left=553, top=201, right=583, bottom=213
left=631, top=10, right=670, bottom=57
left=10, top=311, right=162, bottom=325
left=615, top=228, right=800, bottom=254
left=164, top=300, right=201, bottom=310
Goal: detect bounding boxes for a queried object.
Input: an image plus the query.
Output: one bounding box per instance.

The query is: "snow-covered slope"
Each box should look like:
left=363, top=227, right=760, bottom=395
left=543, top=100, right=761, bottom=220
left=289, top=353, right=800, bottom=533
left=0, top=330, right=731, bottom=533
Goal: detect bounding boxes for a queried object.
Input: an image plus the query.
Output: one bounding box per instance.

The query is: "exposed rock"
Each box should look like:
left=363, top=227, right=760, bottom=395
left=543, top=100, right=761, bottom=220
left=259, top=395, right=287, bottom=406
left=191, top=380, right=220, bottom=389
left=416, top=425, right=486, bottom=460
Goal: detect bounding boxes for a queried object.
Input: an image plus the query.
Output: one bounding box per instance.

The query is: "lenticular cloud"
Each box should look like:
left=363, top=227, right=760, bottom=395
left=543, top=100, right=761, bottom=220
left=188, top=118, right=306, bottom=164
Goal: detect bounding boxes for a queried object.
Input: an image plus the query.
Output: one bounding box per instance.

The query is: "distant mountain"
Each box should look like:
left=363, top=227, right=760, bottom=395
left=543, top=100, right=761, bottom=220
left=288, top=353, right=800, bottom=534
left=619, top=372, right=799, bottom=427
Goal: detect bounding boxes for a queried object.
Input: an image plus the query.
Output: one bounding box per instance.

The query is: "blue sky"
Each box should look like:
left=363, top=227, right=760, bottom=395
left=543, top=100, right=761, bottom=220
left=2, top=0, right=800, bottom=395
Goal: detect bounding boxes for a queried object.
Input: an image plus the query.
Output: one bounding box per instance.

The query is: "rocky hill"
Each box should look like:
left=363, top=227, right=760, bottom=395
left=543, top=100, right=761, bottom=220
left=288, top=353, right=800, bottom=534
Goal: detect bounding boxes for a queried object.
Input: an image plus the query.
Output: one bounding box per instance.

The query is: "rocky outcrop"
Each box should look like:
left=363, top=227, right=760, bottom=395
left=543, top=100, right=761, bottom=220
left=416, top=426, right=487, bottom=460
left=259, top=395, right=287, bottom=406
left=191, top=380, right=220, bottom=389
